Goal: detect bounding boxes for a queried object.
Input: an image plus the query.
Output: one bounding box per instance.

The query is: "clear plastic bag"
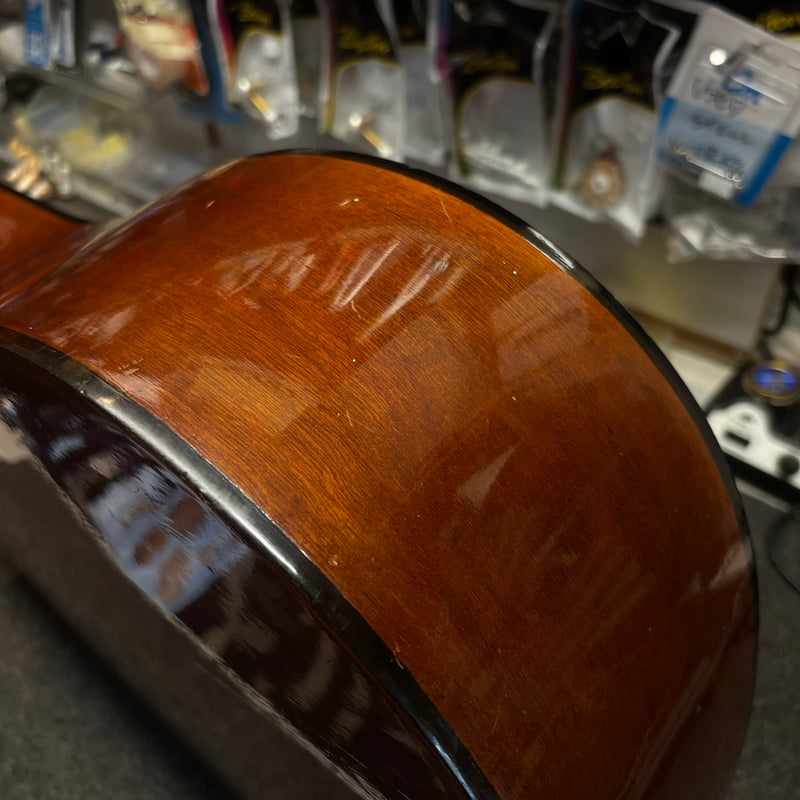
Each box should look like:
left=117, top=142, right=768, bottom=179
left=213, top=0, right=299, bottom=138
left=291, top=0, right=323, bottom=118
left=392, top=0, right=444, bottom=165
left=552, top=0, right=679, bottom=239
left=656, top=5, right=800, bottom=260
left=319, top=0, right=405, bottom=160
left=435, top=0, right=556, bottom=204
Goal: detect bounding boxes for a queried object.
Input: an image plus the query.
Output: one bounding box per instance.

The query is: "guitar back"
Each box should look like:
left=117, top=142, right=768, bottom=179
left=0, top=187, right=93, bottom=307
left=0, top=153, right=755, bottom=800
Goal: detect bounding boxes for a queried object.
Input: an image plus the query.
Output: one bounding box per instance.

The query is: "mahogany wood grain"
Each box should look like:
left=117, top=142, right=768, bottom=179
left=0, top=188, right=92, bottom=307
left=0, top=154, right=755, bottom=799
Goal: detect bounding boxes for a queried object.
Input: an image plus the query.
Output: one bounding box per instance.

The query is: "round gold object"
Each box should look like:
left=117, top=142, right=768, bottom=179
left=580, top=153, right=624, bottom=209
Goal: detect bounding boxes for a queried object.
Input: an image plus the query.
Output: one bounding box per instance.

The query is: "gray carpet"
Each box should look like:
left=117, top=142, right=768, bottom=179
left=727, top=491, right=800, bottom=799
left=0, top=556, right=234, bottom=799
left=0, top=489, right=797, bottom=798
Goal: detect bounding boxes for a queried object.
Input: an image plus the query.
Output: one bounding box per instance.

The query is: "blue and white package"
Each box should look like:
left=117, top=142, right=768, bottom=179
left=24, top=0, right=77, bottom=70
left=25, top=0, right=51, bottom=68
left=657, top=6, right=800, bottom=207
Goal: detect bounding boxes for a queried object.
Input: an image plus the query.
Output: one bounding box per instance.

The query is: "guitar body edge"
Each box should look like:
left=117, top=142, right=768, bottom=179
left=0, top=153, right=756, bottom=800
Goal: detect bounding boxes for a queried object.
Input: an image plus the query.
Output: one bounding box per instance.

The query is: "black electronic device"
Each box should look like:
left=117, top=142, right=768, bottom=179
left=707, top=360, right=800, bottom=501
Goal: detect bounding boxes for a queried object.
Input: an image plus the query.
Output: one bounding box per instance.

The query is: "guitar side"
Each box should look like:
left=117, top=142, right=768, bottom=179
left=0, top=154, right=756, bottom=800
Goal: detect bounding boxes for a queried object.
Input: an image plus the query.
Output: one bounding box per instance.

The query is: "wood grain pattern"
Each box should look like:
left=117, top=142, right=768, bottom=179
left=0, top=154, right=755, bottom=799
left=0, top=189, right=92, bottom=307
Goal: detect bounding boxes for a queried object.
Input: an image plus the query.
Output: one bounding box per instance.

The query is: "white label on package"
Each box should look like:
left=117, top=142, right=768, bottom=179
left=657, top=6, right=800, bottom=206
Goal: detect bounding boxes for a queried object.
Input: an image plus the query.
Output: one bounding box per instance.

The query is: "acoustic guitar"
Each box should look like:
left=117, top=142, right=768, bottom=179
left=0, top=152, right=756, bottom=800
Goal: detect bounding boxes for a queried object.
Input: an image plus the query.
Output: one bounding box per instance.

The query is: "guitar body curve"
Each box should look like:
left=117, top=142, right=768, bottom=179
left=0, top=153, right=755, bottom=800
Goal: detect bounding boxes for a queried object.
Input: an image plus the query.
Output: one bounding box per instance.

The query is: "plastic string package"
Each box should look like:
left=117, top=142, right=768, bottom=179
left=6, top=84, right=204, bottom=212
left=661, top=159, right=800, bottom=262
left=319, top=0, right=405, bottom=160
left=393, top=0, right=445, bottom=165
left=553, top=0, right=680, bottom=239
left=656, top=3, right=800, bottom=262
left=434, top=0, right=557, bottom=204
left=211, top=0, right=299, bottom=138
left=290, top=0, right=322, bottom=117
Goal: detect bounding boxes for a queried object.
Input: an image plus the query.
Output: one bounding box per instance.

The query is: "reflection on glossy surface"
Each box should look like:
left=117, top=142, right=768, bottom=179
left=0, top=190, right=91, bottom=308
left=18, top=384, right=246, bottom=617
left=0, top=153, right=756, bottom=800
left=0, top=358, right=470, bottom=800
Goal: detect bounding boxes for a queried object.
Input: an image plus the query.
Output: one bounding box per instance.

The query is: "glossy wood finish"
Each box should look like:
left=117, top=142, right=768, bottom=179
left=0, top=354, right=469, bottom=799
left=0, top=154, right=755, bottom=799
left=0, top=188, right=92, bottom=307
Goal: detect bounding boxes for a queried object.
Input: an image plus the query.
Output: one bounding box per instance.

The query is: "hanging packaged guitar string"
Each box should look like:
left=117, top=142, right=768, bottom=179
left=210, top=0, right=299, bottom=137
left=721, top=0, right=800, bottom=37
left=553, top=0, right=679, bottom=239
left=434, top=0, right=557, bottom=204
left=639, top=0, right=704, bottom=253
left=644, top=0, right=704, bottom=105
left=290, top=0, right=322, bottom=117
left=392, top=0, right=444, bottom=165
left=319, top=0, right=404, bottom=160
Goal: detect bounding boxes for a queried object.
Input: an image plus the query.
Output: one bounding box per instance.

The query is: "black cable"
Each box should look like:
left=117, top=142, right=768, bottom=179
left=761, top=263, right=799, bottom=339
left=766, top=506, right=800, bottom=595
left=754, top=262, right=800, bottom=366
left=757, top=338, right=774, bottom=362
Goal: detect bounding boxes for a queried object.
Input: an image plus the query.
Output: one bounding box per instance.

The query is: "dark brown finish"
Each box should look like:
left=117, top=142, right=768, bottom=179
left=0, top=356, right=468, bottom=799
left=0, top=154, right=755, bottom=799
